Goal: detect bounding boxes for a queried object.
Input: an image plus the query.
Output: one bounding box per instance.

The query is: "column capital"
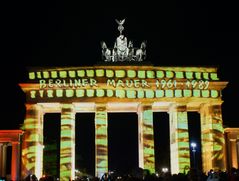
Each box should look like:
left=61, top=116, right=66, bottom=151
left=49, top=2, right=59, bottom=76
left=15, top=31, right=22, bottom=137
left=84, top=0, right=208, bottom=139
left=25, top=103, right=36, bottom=109
left=61, top=103, right=75, bottom=109
left=168, top=103, right=187, bottom=113
left=11, top=141, right=20, bottom=145
left=60, top=104, right=76, bottom=115
left=199, top=103, right=222, bottom=114
left=25, top=103, right=44, bottom=110
left=95, top=103, right=107, bottom=111
left=2, top=143, right=10, bottom=147
left=137, top=102, right=153, bottom=113
left=199, top=101, right=222, bottom=108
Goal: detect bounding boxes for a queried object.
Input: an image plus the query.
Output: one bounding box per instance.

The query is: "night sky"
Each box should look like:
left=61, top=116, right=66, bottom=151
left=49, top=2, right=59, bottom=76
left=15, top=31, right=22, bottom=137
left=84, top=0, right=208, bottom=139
left=1, top=1, right=239, bottom=175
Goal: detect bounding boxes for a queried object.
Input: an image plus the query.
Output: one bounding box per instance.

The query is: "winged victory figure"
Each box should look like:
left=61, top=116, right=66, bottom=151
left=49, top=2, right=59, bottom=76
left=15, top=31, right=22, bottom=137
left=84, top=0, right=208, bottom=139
left=115, top=19, right=125, bottom=35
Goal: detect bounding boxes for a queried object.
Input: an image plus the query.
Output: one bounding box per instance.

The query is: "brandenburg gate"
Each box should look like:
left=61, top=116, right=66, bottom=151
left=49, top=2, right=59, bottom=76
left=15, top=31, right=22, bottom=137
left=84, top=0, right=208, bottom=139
left=19, top=64, right=227, bottom=180
left=19, top=20, right=228, bottom=180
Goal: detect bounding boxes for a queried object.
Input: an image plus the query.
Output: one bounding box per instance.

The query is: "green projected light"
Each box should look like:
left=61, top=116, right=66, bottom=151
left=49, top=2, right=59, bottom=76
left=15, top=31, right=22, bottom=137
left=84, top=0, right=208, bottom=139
left=60, top=104, right=75, bottom=181
left=96, top=69, right=104, bottom=77
left=77, top=70, right=85, bottom=77
left=146, top=70, right=155, bottom=78
left=139, top=105, right=155, bottom=173
left=86, top=70, right=94, bottom=77
left=175, top=90, right=182, bottom=97
left=20, top=65, right=227, bottom=178
left=200, top=104, right=225, bottom=172
left=138, top=70, right=146, bottom=78
left=25, top=66, right=225, bottom=101
left=106, top=90, right=113, bottom=97
left=106, top=70, right=114, bottom=78
left=95, top=106, right=108, bottom=177
left=27, top=89, right=221, bottom=100
left=210, top=73, right=219, bottom=80
left=166, top=71, right=174, bottom=78
left=127, top=70, right=136, bottom=78
left=145, top=90, right=154, bottom=98
left=43, top=71, right=50, bottom=79
left=76, top=90, right=84, bottom=97
left=21, top=104, right=43, bottom=179
left=66, top=90, right=74, bottom=97
left=185, top=72, right=193, bottom=79
left=59, top=71, right=67, bottom=78
left=156, top=70, right=164, bottom=78
left=51, top=71, right=58, bottom=78
left=29, top=72, right=35, bottom=79
left=170, top=106, right=190, bottom=174
left=69, top=71, right=76, bottom=78
left=175, top=72, right=184, bottom=79
left=115, top=70, right=125, bottom=78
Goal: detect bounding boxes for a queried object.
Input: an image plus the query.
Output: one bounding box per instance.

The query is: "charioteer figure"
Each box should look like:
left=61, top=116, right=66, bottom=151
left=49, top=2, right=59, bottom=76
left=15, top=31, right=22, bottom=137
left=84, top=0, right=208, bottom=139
left=101, top=19, right=147, bottom=62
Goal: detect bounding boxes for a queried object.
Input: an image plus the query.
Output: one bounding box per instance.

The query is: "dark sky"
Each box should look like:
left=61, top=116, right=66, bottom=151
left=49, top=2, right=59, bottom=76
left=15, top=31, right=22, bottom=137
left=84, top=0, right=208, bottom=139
left=1, top=1, right=239, bottom=174
left=1, top=1, right=239, bottom=128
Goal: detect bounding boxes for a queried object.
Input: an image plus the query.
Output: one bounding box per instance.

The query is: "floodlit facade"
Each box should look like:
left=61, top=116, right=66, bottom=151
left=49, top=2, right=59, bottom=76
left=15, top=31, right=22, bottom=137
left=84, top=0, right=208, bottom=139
left=19, top=65, right=228, bottom=180
left=1, top=19, right=238, bottom=181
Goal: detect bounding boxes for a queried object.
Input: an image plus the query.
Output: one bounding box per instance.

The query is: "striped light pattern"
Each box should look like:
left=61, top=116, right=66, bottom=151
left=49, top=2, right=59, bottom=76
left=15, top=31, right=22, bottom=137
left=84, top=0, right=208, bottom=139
left=21, top=104, right=44, bottom=179
left=169, top=105, right=190, bottom=174
left=60, top=104, right=75, bottom=181
left=138, top=104, right=155, bottom=173
left=95, top=105, right=108, bottom=177
left=200, top=104, right=225, bottom=172
left=28, top=89, right=220, bottom=100
left=28, top=67, right=220, bottom=81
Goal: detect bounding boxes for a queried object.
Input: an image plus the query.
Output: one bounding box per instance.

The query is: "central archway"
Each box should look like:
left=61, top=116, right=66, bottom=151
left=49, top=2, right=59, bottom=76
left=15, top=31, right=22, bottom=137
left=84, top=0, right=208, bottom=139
left=108, top=113, right=138, bottom=175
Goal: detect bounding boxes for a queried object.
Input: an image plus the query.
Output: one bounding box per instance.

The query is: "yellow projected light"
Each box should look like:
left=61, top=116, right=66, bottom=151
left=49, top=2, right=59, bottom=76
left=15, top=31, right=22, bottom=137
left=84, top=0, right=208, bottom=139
left=20, top=65, right=227, bottom=178
left=60, top=104, right=75, bottom=181
left=200, top=104, right=225, bottom=172
left=24, top=66, right=224, bottom=101
left=142, top=109, right=155, bottom=173
left=21, top=104, right=43, bottom=179
left=138, top=105, right=155, bottom=173
left=95, top=105, right=108, bottom=177
left=170, top=106, right=190, bottom=174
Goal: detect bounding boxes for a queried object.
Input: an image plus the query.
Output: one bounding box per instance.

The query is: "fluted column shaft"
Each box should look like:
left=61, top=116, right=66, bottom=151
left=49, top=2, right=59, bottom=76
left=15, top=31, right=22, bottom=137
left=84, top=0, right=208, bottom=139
left=0, top=143, right=7, bottom=177
left=60, top=104, right=75, bottom=181
left=200, top=104, right=225, bottom=172
left=21, top=104, right=44, bottom=179
left=11, top=142, right=20, bottom=181
left=138, top=103, right=155, bottom=173
left=169, top=105, right=190, bottom=174
left=0, top=143, right=3, bottom=177
left=95, top=104, right=108, bottom=177
left=230, top=139, right=238, bottom=168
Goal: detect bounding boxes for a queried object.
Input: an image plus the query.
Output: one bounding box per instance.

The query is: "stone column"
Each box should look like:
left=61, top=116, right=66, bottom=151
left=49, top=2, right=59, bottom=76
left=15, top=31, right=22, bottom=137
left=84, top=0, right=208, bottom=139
left=200, top=104, right=225, bottom=172
left=60, top=104, right=75, bottom=181
left=95, top=104, right=108, bottom=177
left=11, top=142, right=20, bottom=181
left=230, top=139, right=238, bottom=169
left=0, top=143, right=7, bottom=177
left=21, top=104, right=44, bottom=179
left=169, top=104, right=190, bottom=174
left=0, top=143, right=3, bottom=177
left=138, top=103, right=155, bottom=173
left=237, top=141, right=239, bottom=167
